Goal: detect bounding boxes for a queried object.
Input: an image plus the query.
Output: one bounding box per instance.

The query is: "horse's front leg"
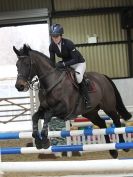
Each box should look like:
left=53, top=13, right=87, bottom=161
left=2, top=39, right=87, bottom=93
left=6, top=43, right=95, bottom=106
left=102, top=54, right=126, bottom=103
left=41, top=111, right=52, bottom=149
left=32, top=108, right=44, bottom=149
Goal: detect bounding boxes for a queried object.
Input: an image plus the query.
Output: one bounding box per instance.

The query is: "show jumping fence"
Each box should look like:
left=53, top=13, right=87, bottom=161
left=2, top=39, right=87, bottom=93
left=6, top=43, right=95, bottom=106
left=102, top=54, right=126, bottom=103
left=1, top=126, right=133, bottom=175
left=1, top=127, right=133, bottom=155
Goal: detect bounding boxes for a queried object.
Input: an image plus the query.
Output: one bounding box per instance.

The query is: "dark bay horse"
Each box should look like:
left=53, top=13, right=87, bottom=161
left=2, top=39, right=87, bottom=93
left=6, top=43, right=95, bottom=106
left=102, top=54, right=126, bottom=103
left=13, top=44, right=131, bottom=159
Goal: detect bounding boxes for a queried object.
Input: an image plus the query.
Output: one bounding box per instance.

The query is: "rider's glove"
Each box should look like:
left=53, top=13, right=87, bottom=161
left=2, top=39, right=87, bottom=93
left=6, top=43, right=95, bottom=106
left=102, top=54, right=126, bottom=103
left=55, top=61, right=65, bottom=68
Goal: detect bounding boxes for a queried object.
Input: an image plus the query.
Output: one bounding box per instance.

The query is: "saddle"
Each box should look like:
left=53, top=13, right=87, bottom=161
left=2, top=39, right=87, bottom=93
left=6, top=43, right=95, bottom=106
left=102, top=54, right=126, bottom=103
left=65, top=68, right=96, bottom=92
left=83, top=74, right=96, bottom=92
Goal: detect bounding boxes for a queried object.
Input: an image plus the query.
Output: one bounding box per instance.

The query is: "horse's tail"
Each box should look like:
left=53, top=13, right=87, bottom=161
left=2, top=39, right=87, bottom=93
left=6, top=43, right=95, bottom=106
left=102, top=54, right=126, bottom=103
left=104, top=75, right=132, bottom=121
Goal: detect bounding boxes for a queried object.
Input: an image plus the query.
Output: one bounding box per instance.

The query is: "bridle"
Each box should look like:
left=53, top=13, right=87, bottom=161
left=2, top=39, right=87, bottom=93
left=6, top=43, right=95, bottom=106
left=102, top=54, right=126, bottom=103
left=17, top=55, right=38, bottom=90
left=17, top=55, right=59, bottom=91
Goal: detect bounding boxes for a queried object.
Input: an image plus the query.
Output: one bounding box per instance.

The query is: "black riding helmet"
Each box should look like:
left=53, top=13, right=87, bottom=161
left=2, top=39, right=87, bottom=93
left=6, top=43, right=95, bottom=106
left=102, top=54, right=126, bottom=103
left=50, top=24, right=64, bottom=36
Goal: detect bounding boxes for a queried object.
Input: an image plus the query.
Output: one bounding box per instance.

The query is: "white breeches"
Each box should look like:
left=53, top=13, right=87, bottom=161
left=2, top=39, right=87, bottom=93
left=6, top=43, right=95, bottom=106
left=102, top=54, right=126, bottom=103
left=71, top=62, right=86, bottom=83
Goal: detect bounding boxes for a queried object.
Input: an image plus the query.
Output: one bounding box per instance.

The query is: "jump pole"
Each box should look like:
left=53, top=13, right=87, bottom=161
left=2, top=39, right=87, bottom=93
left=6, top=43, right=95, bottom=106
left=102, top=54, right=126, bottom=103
left=1, top=159, right=133, bottom=173
left=0, top=127, right=133, bottom=139
left=71, top=119, right=125, bottom=127
left=1, top=142, right=133, bottom=155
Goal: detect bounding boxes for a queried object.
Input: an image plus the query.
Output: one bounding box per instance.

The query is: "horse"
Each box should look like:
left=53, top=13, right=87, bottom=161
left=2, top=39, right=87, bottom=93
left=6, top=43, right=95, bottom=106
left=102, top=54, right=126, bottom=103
left=13, top=44, right=132, bottom=159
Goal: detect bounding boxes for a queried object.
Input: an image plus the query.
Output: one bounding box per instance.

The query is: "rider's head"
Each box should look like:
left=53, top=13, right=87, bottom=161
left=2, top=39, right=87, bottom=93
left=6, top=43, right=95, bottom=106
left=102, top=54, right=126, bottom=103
left=50, top=24, right=64, bottom=44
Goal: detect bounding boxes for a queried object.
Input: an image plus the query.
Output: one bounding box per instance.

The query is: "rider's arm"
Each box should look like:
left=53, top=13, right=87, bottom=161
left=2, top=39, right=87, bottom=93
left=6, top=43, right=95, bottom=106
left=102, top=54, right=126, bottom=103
left=64, top=40, right=84, bottom=66
left=49, top=44, right=56, bottom=66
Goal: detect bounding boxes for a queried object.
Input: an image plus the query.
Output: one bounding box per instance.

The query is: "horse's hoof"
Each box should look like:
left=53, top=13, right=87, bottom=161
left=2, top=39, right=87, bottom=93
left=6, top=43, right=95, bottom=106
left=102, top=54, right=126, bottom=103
left=109, top=150, right=118, bottom=159
left=35, top=138, right=42, bottom=149
left=42, top=138, right=50, bottom=149
left=26, top=142, right=33, bottom=147
left=123, top=149, right=130, bottom=152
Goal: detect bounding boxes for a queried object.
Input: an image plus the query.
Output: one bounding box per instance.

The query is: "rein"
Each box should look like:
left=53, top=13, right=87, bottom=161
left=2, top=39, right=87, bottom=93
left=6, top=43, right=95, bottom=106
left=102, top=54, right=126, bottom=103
left=29, top=69, right=57, bottom=91
left=43, top=71, right=66, bottom=95
left=30, top=68, right=65, bottom=94
left=18, top=55, right=66, bottom=94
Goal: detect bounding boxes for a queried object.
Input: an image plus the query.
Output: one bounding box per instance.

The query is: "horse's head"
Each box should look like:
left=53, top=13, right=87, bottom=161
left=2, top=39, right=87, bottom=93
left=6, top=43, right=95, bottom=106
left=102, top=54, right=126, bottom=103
left=13, top=44, right=35, bottom=92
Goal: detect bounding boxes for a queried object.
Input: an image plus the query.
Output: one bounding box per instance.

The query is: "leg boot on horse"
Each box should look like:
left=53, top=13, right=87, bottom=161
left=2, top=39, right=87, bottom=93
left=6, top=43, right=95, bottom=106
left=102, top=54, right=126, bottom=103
left=79, top=79, right=92, bottom=109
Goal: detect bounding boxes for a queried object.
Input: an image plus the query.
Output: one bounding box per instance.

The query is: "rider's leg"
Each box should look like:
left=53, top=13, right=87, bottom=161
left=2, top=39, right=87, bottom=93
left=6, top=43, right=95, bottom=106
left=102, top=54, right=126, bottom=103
left=79, top=78, right=92, bottom=109
left=71, top=62, right=92, bottom=109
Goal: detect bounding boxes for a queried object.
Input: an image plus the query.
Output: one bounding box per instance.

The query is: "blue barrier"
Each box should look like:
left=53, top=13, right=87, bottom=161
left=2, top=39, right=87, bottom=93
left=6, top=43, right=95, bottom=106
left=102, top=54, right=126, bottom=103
left=1, top=142, right=133, bottom=155
left=0, top=127, right=133, bottom=140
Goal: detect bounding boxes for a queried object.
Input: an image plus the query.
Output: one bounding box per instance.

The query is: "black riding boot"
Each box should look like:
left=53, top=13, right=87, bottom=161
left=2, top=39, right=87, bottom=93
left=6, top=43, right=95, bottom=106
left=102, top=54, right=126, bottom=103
left=79, top=79, right=92, bottom=109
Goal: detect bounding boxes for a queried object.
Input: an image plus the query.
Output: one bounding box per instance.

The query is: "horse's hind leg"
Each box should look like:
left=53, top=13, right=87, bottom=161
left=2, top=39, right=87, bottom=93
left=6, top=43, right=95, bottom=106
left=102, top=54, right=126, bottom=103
left=105, top=111, right=129, bottom=152
left=83, top=112, right=118, bottom=159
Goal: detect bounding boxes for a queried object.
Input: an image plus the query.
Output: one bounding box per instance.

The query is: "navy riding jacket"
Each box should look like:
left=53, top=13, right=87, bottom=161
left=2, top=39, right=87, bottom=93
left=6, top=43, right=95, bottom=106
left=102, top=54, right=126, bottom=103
left=49, top=38, right=85, bottom=66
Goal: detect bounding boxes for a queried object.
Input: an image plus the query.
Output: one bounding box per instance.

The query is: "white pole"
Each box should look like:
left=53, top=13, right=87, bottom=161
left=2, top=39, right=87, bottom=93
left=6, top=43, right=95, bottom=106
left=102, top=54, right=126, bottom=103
left=30, top=89, right=36, bottom=147
left=29, top=90, right=35, bottom=116
left=65, top=120, right=72, bottom=157
left=1, top=160, right=133, bottom=172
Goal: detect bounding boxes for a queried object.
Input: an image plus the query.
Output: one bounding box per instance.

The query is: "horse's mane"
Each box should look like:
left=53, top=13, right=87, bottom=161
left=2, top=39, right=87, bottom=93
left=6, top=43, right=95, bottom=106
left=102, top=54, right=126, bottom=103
left=20, top=44, right=54, bottom=66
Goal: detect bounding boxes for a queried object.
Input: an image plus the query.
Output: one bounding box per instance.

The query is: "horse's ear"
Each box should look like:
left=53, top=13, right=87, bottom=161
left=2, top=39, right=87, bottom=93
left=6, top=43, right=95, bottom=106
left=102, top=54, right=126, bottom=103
left=23, top=44, right=29, bottom=56
left=23, top=44, right=27, bottom=49
left=13, top=46, right=20, bottom=56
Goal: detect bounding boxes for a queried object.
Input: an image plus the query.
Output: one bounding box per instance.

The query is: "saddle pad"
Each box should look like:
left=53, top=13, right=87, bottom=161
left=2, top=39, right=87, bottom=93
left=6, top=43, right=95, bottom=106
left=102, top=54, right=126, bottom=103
left=87, top=81, right=96, bottom=92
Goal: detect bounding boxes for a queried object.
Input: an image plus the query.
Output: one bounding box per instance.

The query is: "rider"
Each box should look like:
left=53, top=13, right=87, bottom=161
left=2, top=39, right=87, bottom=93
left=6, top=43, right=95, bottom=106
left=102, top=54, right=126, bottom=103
left=49, top=23, right=91, bottom=109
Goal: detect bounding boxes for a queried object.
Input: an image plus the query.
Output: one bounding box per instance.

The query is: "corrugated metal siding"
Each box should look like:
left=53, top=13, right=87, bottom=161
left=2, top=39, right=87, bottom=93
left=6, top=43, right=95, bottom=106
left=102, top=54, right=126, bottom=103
left=54, top=0, right=133, bottom=11
left=131, top=29, right=133, bottom=39
left=78, top=44, right=129, bottom=77
left=0, top=0, right=133, bottom=12
left=52, top=13, right=125, bottom=44
left=53, top=13, right=129, bottom=77
left=0, top=0, right=51, bottom=12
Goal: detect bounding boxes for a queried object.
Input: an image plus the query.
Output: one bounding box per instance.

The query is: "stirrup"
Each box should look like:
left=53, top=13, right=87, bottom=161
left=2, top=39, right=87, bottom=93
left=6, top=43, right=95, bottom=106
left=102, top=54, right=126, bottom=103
left=85, top=100, right=92, bottom=109
left=83, top=77, right=89, bottom=85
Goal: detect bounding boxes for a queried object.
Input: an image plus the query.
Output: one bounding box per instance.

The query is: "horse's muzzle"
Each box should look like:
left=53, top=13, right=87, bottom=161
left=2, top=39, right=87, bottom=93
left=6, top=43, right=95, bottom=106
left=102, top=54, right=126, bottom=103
left=15, top=83, right=24, bottom=91
left=15, top=80, right=29, bottom=92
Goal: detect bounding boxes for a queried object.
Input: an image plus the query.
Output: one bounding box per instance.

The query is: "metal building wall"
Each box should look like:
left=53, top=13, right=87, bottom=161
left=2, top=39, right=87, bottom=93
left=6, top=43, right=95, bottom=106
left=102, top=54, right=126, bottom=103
left=52, top=0, right=133, bottom=78
left=53, top=13, right=129, bottom=77
left=1, top=0, right=132, bottom=12
left=78, top=44, right=129, bottom=78
left=0, top=0, right=51, bottom=12
left=54, top=0, right=133, bottom=11
left=53, top=14, right=125, bottom=43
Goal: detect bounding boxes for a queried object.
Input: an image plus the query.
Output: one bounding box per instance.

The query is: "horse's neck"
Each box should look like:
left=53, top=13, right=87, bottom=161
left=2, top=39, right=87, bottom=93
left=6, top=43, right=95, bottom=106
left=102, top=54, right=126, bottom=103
left=34, top=55, right=53, bottom=77
left=33, top=55, right=58, bottom=88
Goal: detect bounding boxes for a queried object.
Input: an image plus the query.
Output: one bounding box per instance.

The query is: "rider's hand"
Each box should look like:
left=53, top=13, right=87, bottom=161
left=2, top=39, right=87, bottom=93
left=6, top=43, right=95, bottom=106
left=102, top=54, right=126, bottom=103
left=55, top=61, right=65, bottom=68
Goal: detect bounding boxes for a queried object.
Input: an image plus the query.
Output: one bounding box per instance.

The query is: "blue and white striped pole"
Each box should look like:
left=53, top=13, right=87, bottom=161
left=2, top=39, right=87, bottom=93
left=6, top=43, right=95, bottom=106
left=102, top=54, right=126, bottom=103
left=0, top=127, right=133, bottom=140
left=1, top=142, right=133, bottom=155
